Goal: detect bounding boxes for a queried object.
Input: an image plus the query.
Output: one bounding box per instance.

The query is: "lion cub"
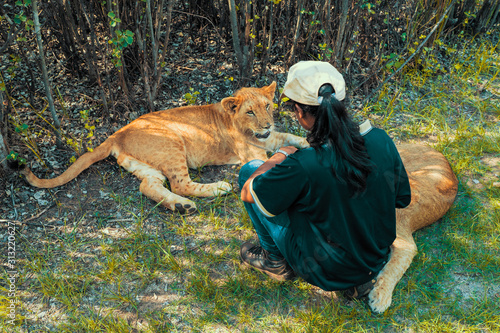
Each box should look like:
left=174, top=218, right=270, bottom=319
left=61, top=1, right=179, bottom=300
left=20, top=82, right=309, bottom=214
left=368, top=144, right=458, bottom=313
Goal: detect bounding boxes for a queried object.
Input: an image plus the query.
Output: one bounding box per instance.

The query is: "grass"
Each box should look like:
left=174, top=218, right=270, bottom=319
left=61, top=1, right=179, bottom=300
left=1, top=35, right=499, bottom=332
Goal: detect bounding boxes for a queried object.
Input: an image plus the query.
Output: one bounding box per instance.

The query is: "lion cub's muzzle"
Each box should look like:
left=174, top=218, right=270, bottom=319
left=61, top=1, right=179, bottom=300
left=254, top=124, right=273, bottom=140
left=255, top=130, right=271, bottom=139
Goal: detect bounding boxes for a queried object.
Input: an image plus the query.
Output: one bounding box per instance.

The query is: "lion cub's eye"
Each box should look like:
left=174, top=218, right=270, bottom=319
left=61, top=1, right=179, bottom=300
left=247, top=111, right=255, bottom=116
left=266, top=104, right=271, bottom=111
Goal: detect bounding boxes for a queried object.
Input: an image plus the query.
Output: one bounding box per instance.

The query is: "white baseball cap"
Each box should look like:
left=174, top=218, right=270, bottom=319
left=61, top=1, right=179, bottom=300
left=281, top=61, right=346, bottom=105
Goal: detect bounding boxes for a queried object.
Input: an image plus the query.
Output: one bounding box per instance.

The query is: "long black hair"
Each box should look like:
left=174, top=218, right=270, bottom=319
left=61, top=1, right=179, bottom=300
left=296, top=84, right=372, bottom=196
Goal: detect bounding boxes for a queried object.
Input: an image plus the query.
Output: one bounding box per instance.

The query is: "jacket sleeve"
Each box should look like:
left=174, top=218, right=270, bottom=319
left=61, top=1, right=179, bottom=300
left=250, top=157, right=307, bottom=218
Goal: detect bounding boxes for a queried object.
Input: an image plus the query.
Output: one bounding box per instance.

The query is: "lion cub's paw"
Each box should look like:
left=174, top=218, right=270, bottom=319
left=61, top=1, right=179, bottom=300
left=172, top=197, right=198, bottom=215
left=367, top=285, right=392, bottom=314
left=297, top=138, right=310, bottom=149
left=213, top=181, right=232, bottom=195
left=174, top=202, right=198, bottom=215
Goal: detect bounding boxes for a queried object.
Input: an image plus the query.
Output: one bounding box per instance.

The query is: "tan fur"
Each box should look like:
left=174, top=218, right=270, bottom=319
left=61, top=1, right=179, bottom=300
left=22, top=82, right=309, bottom=214
left=368, top=144, right=458, bottom=313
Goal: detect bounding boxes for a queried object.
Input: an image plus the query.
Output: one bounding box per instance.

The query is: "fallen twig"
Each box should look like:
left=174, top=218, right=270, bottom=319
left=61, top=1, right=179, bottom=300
left=0, top=219, right=57, bottom=229
left=0, top=203, right=56, bottom=228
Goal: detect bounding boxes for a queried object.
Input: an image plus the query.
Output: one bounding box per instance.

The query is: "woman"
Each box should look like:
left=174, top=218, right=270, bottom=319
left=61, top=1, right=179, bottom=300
left=239, top=61, right=411, bottom=297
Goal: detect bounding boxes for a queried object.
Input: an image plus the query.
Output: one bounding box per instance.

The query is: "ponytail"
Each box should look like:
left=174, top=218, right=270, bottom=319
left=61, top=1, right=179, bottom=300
left=298, top=84, right=372, bottom=196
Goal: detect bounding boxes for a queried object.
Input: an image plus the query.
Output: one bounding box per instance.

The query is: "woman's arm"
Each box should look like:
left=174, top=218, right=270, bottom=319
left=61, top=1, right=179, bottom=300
left=240, top=146, right=298, bottom=203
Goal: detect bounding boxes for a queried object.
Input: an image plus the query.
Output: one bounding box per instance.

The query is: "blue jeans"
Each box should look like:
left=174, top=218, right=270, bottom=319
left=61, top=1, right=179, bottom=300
left=238, top=160, right=291, bottom=260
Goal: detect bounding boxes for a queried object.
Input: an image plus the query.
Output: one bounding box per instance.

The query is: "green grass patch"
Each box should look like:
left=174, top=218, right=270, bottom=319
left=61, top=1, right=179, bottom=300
left=3, top=35, right=499, bottom=332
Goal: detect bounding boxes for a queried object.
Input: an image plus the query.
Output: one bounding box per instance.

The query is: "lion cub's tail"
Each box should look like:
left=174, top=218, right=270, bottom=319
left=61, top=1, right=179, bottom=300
left=21, top=139, right=114, bottom=189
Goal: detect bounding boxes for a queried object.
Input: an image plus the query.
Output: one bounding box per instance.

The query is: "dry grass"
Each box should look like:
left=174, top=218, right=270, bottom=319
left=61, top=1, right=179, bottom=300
left=1, top=35, right=499, bottom=332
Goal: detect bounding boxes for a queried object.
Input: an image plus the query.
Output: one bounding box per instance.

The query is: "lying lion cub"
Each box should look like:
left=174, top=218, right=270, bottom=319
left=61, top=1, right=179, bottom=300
left=368, top=144, right=458, bottom=313
left=20, top=82, right=309, bottom=214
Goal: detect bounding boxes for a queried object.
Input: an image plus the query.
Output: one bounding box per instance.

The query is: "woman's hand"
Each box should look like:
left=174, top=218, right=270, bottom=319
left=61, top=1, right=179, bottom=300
left=275, top=146, right=298, bottom=157
left=241, top=146, right=299, bottom=203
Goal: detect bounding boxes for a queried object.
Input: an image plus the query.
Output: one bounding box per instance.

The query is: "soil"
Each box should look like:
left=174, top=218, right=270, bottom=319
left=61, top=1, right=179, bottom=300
left=1, top=39, right=499, bottom=331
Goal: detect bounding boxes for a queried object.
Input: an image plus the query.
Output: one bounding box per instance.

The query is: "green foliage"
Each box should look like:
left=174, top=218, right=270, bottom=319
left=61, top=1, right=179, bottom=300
left=14, top=123, right=28, bottom=133
left=6, top=150, right=26, bottom=166
left=318, top=43, right=334, bottom=60
left=9, top=115, right=44, bottom=164
left=108, top=23, right=134, bottom=67
left=360, top=1, right=376, bottom=14
left=6, top=55, right=22, bottom=78
left=106, top=11, right=121, bottom=28
left=382, top=53, right=404, bottom=72
left=183, top=88, right=201, bottom=105
left=13, top=0, right=33, bottom=31
left=64, top=109, right=97, bottom=163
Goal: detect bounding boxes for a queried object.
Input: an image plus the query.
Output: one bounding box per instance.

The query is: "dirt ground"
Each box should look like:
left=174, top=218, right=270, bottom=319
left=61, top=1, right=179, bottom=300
left=1, top=47, right=499, bottom=330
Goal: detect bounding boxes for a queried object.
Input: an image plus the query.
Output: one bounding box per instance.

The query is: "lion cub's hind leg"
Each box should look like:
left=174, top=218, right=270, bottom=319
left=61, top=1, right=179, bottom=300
left=117, top=153, right=197, bottom=214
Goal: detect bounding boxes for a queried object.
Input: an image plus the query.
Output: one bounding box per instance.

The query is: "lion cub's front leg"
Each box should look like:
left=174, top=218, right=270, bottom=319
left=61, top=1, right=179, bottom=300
left=368, top=233, right=417, bottom=313
left=266, top=132, right=309, bottom=151
left=166, top=156, right=232, bottom=199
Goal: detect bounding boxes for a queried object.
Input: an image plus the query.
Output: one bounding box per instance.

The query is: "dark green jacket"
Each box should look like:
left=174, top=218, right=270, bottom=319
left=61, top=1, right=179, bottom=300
left=251, top=128, right=411, bottom=290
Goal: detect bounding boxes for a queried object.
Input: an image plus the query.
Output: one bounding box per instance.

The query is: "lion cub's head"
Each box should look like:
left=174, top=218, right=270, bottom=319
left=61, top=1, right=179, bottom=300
left=221, top=82, right=277, bottom=141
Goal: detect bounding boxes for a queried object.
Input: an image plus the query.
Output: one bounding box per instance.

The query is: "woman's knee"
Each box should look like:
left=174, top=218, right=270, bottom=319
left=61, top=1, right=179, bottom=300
left=238, top=159, right=265, bottom=185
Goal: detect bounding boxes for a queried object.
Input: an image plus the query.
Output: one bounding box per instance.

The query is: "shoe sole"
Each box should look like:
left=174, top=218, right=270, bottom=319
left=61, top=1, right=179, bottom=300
left=344, top=278, right=377, bottom=299
left=240, top=258, right=295, bottom=282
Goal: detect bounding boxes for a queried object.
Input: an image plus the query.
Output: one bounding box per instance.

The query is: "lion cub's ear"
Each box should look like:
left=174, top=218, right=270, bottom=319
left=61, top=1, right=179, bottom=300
left=221, top=96, right=242, bottom=113
left=261, top=81, right=277, bottom=100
